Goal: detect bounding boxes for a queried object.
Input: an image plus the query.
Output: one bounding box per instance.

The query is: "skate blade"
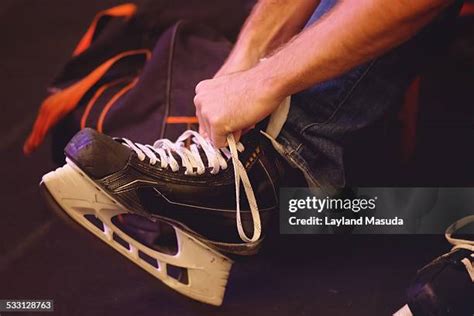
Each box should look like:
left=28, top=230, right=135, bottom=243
left=41, top=163, right=232, bottom=306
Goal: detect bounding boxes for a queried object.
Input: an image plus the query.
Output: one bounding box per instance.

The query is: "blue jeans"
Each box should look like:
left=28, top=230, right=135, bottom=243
left=276, top=0, right=462, bottom=194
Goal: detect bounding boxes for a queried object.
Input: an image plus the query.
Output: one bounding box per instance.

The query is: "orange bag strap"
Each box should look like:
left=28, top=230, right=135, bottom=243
left=165, top=117, right=199, bottom=124
left=24, top=49, right=151, bottom=155
left=73, top=3, right=137, bottom=56
left=97, top=77, right=139, bottom=133
left=80, top=78, right=130, bottom=129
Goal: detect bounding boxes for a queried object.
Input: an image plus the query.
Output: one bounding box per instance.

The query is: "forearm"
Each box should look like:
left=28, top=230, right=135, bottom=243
left=194, top=0, right=455, bottom=144
left=219, top=0, right=320, bottom=74
left=255, top=0, right=454, bottom=99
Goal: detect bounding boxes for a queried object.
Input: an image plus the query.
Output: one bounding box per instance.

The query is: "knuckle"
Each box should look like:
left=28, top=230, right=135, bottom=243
left=193, top=95, right=200, bottom=107
left=207, top=115, right=219, bottom=126
left=195, top=80, right=207, bottom=93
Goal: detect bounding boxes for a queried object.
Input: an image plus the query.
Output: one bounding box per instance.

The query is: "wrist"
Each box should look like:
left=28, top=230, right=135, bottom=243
left=217, top=41, right=263, bottom=76
left=251, top=58, right=289, bottom=103
left=228, top=50, right=258, bottom=69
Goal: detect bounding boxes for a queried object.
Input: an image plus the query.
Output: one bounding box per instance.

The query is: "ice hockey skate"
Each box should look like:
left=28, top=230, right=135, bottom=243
left=41, top=127, right=284, bottom=305
left=394, top=215, right=474, bottom=316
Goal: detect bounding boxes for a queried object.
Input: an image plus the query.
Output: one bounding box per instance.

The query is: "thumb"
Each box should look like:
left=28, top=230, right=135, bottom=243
left=210, top=127, right=228, bottom=149
left=232, top=130, right=242, bottom=143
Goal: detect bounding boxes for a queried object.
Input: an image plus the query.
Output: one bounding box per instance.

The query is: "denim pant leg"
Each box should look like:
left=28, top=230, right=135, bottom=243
left=276, top=0, right=462, bottom=194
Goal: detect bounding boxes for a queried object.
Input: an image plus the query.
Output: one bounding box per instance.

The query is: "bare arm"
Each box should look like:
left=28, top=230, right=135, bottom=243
left=195, top=0, right=455, bottom=146
left=257, top=0, right=455, bottom=99
left=215, top=0, right=320, bottom=76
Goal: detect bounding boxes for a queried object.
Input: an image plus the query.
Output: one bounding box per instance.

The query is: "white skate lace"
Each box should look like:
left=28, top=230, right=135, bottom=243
left=121, top=130, right=261, bottom=243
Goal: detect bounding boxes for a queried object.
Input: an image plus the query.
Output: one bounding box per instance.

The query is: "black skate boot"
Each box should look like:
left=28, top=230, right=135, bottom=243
left=406, top=247, right=474, bottom=316
left=396, top=216, right=474, bottom=316
left=61, top=127, right=284, bottom=255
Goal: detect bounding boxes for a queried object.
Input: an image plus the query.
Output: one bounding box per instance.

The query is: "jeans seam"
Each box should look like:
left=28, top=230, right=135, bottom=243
left=300, top=58, right=379, bottom=135
left=295, top=143, right=303, bottom=153
left=285, top=148, right=322, bottom=187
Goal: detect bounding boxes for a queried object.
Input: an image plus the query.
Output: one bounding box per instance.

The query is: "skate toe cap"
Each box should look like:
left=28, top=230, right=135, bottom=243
left=65, top=128, right=131, bottom=179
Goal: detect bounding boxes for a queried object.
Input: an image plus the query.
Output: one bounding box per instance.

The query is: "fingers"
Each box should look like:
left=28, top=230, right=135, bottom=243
left=209, top=128, right=242, bottom=149
left=198, top=116, right=210, bottom=139
left=198, top=123, right=208, bottom=139
left=194, top=81, right=214, bottom=139
left=195, top=79, right=208, bottom=94
left=194, top=93, right=210, bottom=138
left=195, top=100, right=204, bottom=134
left=199, top=115, right=211, bottom=139
left=210, top=127, right=228, bottom=148
left=232, top=130, right=242, bottom=143
left=194, top=78, right=242, bottom=148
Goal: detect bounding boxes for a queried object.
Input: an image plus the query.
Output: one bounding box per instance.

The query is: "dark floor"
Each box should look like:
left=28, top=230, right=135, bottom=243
left=0, top=1, right=470, bottom=316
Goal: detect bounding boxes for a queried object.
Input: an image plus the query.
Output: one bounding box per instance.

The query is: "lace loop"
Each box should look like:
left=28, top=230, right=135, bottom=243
left=445, top=215, right=474, bottom=248
left=228, top=133, right=261, bottom=242
left=445, top=215, right=474, bottom=281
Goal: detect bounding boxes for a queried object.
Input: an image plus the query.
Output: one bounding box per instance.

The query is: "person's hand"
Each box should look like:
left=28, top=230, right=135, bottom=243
left=194, top=68, right=282, bottom=148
